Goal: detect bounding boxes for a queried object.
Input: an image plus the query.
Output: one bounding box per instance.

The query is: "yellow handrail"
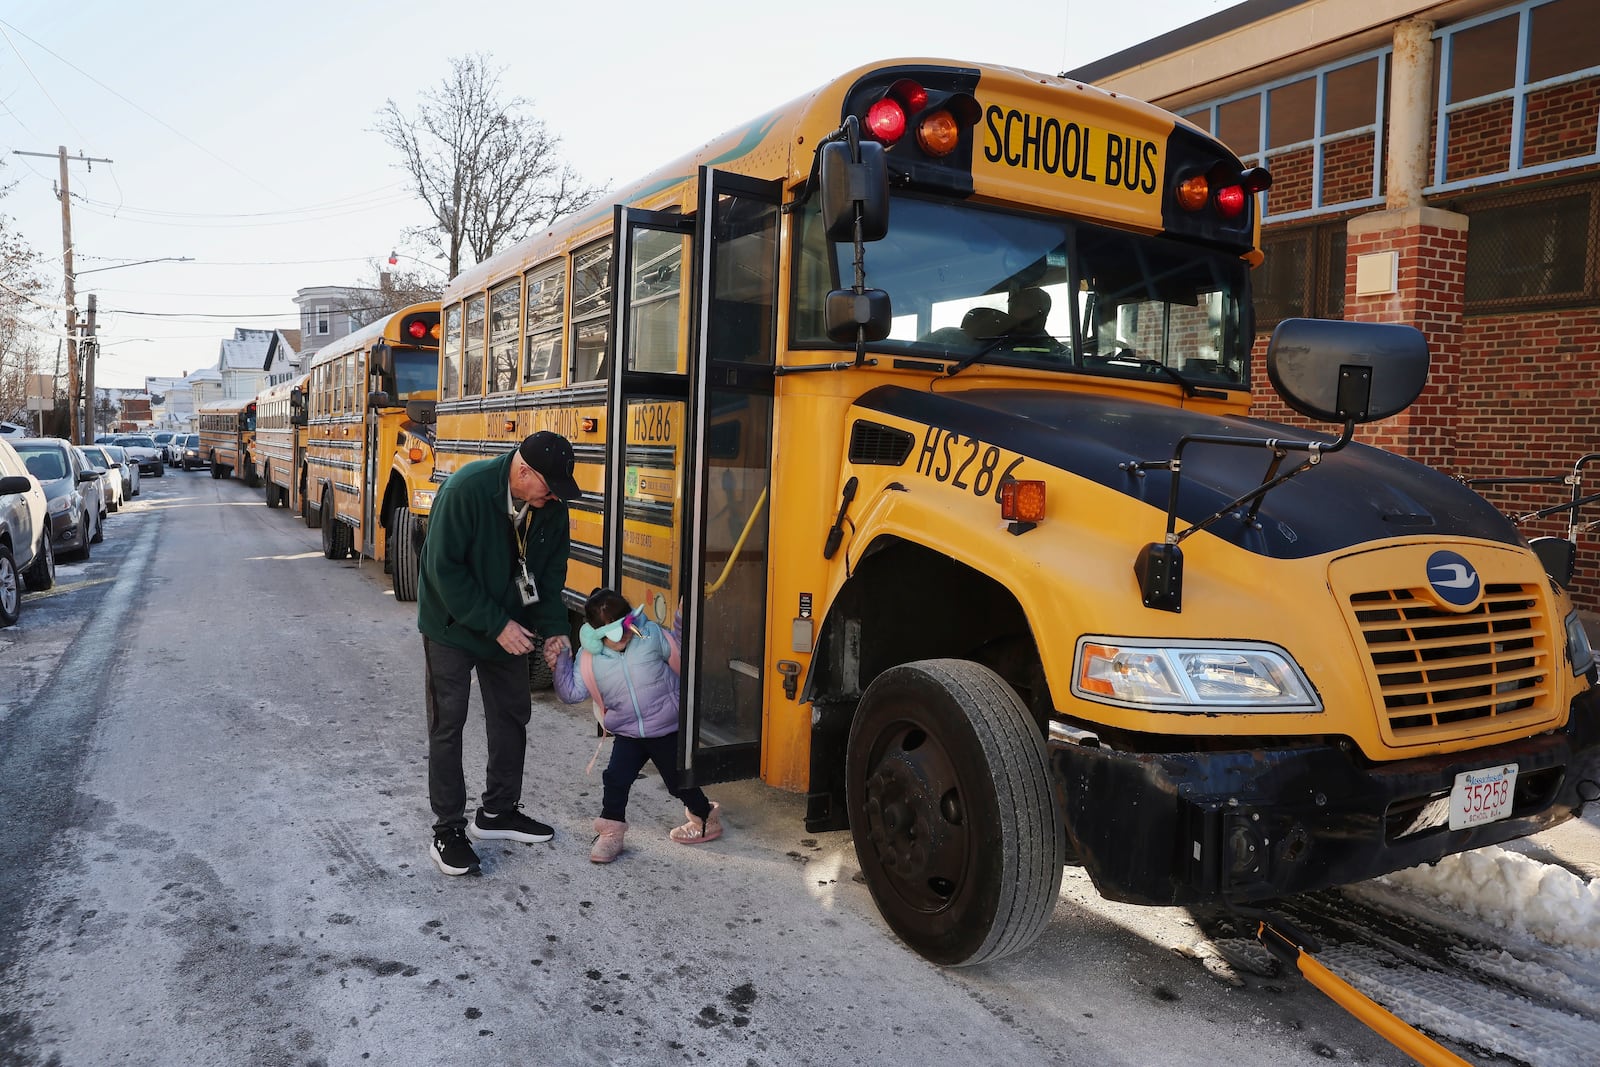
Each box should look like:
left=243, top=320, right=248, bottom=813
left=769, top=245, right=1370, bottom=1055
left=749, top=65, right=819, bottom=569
left=704, top=486, right=769, bottom=599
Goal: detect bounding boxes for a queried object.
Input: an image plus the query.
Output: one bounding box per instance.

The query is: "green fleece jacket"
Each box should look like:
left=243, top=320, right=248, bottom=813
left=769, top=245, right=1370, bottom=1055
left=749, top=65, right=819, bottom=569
left=416, top=449, right=570, bottom=659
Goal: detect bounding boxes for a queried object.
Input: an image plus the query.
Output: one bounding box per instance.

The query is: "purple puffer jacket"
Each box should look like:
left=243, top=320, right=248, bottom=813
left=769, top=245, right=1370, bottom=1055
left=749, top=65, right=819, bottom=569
left=551, top=615, right=682, bottom=738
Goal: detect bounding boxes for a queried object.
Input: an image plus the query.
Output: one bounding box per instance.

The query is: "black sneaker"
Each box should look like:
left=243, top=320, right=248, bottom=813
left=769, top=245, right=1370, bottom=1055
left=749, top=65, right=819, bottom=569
left=431, top=827, right=481, bottom=876
left=468, top=806, right=554, bottom=844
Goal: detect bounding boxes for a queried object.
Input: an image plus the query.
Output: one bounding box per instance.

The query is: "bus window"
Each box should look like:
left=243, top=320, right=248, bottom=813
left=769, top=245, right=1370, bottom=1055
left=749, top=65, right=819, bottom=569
left=570, top=241, right=611, bottom=382
left=441, top=304, right=462, bottom=400
left=624, top=227, right=686, bottom=374
left=524, top=259, right=564, bottom=385
left=464, top=294, right=487, bottom=396
left=488, top=279, right=521, bottom=393
left=392, top=348, right=437, bottom=401
left=707, top=192, right=779, bottom=365
left=791, top=195, right=1248, bottom=385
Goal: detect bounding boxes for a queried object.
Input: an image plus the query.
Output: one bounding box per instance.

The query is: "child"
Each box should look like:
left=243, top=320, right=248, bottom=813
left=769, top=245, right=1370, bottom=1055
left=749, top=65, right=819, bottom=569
left=545, top=589, right=722, bottom=863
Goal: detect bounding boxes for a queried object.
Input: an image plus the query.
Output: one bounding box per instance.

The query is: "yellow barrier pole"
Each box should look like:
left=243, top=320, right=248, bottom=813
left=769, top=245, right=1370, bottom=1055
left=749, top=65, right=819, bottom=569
left=1255, top=921, right=1473, bottom=1067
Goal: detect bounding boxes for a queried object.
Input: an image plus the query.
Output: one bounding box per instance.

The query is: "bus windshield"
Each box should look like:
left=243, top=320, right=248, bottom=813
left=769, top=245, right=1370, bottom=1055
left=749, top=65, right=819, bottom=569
left=793, top=194, right=1252, bottom=388
left=392, top=347, right=439, bottom=401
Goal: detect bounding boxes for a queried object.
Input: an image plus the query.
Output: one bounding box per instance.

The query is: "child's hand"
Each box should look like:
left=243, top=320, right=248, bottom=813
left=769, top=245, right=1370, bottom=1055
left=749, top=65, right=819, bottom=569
left=543, top=640, right=563, bottom=668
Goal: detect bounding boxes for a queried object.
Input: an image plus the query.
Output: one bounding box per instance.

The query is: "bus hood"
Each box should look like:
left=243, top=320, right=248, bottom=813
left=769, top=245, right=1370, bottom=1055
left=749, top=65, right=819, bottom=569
left=854, top=385, right=1521, bottom=560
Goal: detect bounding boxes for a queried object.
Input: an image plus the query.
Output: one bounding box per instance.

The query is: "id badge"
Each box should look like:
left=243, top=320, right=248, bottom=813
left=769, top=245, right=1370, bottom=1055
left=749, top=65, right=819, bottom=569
left=515, top=561, right=539, bottom=606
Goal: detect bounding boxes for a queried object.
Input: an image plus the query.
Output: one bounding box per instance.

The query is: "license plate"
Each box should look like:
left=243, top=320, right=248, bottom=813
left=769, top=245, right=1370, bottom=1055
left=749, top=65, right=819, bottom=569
left=1448, top=763, right=1518, bottom=830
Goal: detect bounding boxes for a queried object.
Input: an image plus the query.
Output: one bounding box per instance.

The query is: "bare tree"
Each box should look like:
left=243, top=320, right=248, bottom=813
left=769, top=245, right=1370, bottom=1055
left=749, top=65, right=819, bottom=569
left=374, top=54, right=604, bottom=279
left=0, top=178, right=47, bottom=426
left=320, top=258, right=444, bottom=336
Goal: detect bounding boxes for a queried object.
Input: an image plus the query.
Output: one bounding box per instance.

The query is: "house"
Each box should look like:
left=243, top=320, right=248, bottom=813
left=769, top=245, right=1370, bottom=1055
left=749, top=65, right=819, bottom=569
left=1070, top=0, right=1600, bottom=610
left=215, top=327, right=274, bottom=401
left=264, top=328, right=303, bottom=386
left=293, top=286, right=378, bottom=361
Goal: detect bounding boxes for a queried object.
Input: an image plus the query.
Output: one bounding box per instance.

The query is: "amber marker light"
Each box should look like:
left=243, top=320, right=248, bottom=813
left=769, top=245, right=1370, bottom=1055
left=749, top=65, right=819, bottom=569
left=915, top=111, right=962, bottom=157
left=581, top=416, right=598, bottom=433
left=1176, top=174, right=1210, bottom=211
left=999, top=479, right=1046, bottom=522
left=503, top=418, right=516, bottom=433
left=408, top=446, right=426, bottom=462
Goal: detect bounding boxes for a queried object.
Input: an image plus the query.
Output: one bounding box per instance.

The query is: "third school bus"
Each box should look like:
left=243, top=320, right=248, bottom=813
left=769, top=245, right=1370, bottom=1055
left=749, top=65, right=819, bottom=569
left=431, top=58, right=1600, bottom=965
left=196, top=398, right=257, bottom=484
left=303, top=302, right=441, bottom=600
left=254, top=372, right=309, bottom=514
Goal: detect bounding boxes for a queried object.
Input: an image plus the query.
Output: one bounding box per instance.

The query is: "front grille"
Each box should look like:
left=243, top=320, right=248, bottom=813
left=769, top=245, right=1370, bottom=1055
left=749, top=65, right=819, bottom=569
left=1350, top=582, right=1555, bottom=744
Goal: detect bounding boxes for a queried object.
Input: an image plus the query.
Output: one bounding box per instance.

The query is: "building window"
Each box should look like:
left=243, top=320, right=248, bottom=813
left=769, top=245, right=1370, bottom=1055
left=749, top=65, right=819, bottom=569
left=1254, top=221, right=1348, bottom=329
left=1462, top=178, right=1600, bottom=313
left=316, top=305, right=329, bottom=335
left=1181, top=49, right=1387, bottom=223
left=1434, top=0, right=1600, bottom=191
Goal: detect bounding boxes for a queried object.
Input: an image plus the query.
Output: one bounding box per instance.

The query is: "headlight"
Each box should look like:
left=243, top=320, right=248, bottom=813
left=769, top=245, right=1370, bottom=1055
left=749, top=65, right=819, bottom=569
left=47, top=494, right=71, bottom=514
left=1565, top=611, right=1595, bottom=677
left=411, top=489, right=435, bottom=511
left=1073, top=636, right=1321, bottom=712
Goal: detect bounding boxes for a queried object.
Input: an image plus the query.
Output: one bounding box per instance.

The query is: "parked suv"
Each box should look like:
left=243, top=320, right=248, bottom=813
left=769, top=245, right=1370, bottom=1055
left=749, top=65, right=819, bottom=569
left=0, top=435, right=53, bottom=627
left=151, top=431, right=177, bottom=465
left=12, top=437, right=103, bottom=562
left=110, top=434, right=165, bottom=477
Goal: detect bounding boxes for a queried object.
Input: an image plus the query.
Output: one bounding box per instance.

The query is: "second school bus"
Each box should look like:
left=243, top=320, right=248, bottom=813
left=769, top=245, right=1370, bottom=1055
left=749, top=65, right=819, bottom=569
left=430, top=58, right=1600, bottom=965
left=196, top=398, right=257, bottom=484
left=303, top=303, right=441, bottom=600
left=254, top=372, right=309, bottom=514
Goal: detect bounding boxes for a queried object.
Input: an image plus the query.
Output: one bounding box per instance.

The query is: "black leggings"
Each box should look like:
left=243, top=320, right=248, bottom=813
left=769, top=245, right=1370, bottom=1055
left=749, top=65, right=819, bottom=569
left=601, top=732, right=710, bottom=823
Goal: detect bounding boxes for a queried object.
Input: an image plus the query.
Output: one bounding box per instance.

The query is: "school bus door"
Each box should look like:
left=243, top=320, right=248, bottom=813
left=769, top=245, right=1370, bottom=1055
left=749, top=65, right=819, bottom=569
left=605, top=169, right=781, bottom=786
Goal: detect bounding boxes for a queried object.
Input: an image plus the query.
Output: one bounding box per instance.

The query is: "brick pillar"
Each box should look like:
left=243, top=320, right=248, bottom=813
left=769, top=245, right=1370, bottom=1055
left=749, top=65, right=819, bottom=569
left=1344, top=206, right=1468, bottom=471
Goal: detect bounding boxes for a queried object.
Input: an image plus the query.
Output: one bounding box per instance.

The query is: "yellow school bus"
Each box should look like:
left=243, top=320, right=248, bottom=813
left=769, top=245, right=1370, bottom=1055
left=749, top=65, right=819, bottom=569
left=433, top=58, right=1600, bottom=965
left=303, top=302, right=441, bottom=599
left=196, top=398, right=257, bottom=484
left=254, top=373, right=309, bottom=514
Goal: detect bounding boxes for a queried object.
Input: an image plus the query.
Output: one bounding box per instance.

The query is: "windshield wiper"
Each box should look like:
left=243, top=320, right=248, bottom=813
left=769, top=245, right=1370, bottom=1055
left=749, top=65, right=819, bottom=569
left=1099, top=357, right=1225, bottom=399
left=942, top=336, right=1011, bottom=379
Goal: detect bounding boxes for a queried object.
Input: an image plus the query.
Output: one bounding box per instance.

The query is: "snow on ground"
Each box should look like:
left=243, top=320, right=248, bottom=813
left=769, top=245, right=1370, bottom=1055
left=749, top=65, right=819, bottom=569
left=1374, top=845, right=1600, bottom=954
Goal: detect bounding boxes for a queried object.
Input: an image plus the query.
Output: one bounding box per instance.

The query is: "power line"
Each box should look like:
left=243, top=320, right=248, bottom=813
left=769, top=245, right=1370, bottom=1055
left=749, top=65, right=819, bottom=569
left=0, top=16, right=282, bottom=200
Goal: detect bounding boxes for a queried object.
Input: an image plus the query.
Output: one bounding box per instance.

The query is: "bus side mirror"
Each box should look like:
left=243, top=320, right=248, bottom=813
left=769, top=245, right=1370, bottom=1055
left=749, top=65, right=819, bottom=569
left=289, top=387, right=307, bottom=426
left=825, top=289, right=892, bottom=343
left=367, top=390, right=392, bottom=409
left=1266, top=319, right=1429, bottom=424
left=818, top=139, right=888, bottom=242
left=405, top=399, right=436, bottom=425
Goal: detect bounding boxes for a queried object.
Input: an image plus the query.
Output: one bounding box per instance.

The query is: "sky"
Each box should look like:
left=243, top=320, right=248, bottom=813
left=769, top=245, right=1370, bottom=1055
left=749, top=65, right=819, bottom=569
left=0, top=0, right=1245, bottom=390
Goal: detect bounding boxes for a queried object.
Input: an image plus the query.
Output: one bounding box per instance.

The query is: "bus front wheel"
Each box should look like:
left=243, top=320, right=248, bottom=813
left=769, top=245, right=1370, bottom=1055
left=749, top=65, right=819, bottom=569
left=390, top=505, right=420, bottom=601
left=845, top=659, right=1065, bottom=967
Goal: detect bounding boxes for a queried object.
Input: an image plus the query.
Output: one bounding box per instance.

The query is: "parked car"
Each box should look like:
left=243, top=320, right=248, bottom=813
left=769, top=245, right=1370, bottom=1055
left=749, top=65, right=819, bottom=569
left=78, top=445, right=124, bottom=513
left=12, top=437, right=103, bottom=562
left=0, top=435, right=53, bottom=627
left=161, top=432, right=187, bottom=466
left=177, top=433, right=208, bottom=471
left=110, top=434, right=165, bottom=477
left=0, top=421, right=29, bottom=439
left=102, top=443, right=140, bottom=498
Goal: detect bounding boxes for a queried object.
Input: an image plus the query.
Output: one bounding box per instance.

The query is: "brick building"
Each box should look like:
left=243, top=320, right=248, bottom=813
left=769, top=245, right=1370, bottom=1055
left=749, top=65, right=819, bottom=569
left=1071, top=0, right=1600, bottom=609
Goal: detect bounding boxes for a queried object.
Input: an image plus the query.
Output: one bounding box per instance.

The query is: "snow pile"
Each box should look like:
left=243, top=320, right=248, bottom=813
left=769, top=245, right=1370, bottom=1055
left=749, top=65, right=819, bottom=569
left=1376, top=845, right=1600, bottom=952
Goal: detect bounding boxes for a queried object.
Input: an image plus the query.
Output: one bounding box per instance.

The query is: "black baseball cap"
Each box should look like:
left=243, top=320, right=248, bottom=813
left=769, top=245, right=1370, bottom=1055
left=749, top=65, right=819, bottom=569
left=517, top=430, right=581, bottom=501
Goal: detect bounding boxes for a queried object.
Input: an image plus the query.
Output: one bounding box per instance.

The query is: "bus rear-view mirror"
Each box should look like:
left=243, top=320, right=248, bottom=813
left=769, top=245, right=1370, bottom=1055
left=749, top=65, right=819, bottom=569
left=818, top=139, right=888, bottom=242
left=1266, top=318, right=1429, bottom=424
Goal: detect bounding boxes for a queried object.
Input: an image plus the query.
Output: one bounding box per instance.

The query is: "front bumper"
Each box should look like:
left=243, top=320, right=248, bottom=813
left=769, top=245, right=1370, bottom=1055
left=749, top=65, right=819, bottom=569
left=1051, top=687, right=1600, bottom=907
left=48, top=509, right=83, bottom=550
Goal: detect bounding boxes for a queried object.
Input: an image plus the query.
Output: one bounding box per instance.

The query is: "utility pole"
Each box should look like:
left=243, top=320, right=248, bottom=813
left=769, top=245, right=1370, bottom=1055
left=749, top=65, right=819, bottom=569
left=14, top=146, right=114, bottom=443
left=84, top=294, right=99, bottom=437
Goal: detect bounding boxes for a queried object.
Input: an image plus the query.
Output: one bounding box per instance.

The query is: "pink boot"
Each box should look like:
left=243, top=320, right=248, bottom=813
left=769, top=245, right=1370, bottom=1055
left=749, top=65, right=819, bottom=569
left=669, top=802, right=722, bottom=844
left=590, top=817, right=627, bottom=863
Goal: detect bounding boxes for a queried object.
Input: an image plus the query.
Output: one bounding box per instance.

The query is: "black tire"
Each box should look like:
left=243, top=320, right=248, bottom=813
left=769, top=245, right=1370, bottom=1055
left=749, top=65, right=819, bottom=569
left=845, top=659, right=1065, bottom=966
left=152, top=462, right=164, bottom=478
left=320, top=490, right=351, bottom=560
left=242, top=455, right=257, bottom=488
left=262, top=466, right=278, bottom=507
left=304, top=484, right=322, bottom=529
left=23, top=531, right=54, bottom=591
left=72, top=510, right=90, bottom=562
left=183, top=458, right=193, bottom=472
left=90, top=507, right=105, bottom=544
left=0, top=543, right=19, bottom=628
left=527, top=637, right=553, bottom=691
left=210, top=457, right=223, bottom=479
left=390, top=505, right=420, bottom=602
